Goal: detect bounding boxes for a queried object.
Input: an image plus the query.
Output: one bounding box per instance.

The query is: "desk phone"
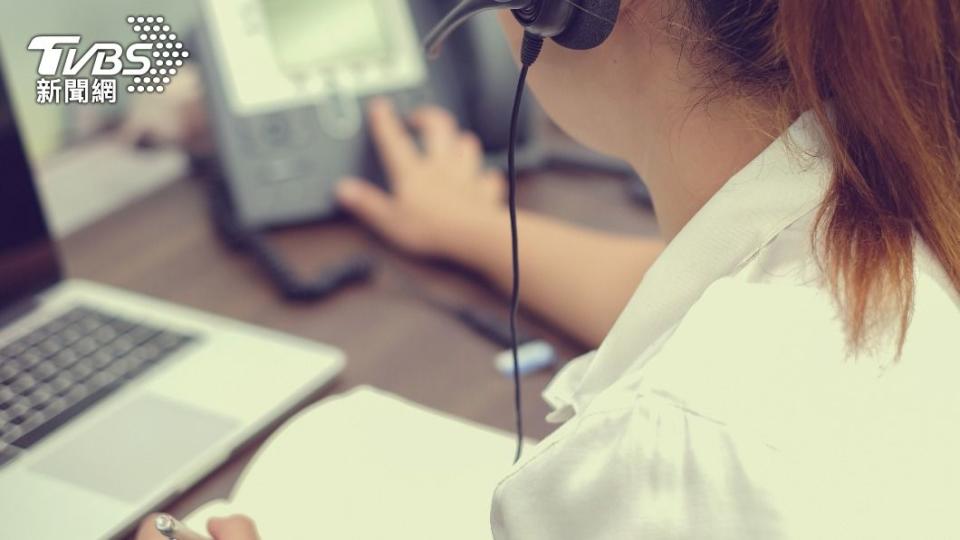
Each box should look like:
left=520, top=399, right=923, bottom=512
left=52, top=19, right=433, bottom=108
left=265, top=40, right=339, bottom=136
left=196, top=0, right=533, bottom=229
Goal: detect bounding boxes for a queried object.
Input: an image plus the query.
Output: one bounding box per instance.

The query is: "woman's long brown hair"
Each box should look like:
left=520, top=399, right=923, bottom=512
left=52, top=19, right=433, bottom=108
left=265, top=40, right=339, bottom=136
left=689, top=0, right=960, bottom=352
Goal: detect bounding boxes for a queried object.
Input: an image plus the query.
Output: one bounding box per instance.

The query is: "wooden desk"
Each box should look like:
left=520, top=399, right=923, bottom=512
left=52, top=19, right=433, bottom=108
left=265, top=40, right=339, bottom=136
left=61, top=169, right=657, bottom=535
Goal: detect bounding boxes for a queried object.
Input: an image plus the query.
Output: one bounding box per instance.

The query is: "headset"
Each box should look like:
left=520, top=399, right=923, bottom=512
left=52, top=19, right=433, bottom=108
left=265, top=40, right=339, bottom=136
left=424, top=0, right=621, bottom=463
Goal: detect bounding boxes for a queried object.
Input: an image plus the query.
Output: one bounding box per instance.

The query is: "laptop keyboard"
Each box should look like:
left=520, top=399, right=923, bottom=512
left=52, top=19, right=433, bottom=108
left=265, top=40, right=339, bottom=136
left=0, top=307, right=195, bottom=468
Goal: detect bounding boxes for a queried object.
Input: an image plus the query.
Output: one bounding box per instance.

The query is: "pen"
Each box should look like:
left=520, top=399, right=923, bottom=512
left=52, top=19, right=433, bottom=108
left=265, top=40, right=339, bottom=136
left=155, top=513, right=212, bottom=540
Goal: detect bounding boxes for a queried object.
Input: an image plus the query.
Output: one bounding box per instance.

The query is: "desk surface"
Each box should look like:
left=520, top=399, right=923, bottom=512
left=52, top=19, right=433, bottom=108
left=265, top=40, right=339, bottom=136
left=61, top=168, right=657, bottom=534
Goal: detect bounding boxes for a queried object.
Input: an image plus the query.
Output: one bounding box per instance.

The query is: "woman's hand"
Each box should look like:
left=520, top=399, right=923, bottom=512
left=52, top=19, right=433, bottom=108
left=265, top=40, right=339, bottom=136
left=135, top=514, right=260, bottom=540
left=336, top=98, right=506, bottom=257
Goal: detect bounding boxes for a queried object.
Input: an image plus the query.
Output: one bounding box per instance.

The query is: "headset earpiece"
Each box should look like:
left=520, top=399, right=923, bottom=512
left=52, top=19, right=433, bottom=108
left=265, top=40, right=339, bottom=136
left=424, top=0, right=621, bottom=57
left=550, top=0, right=621, bottom=50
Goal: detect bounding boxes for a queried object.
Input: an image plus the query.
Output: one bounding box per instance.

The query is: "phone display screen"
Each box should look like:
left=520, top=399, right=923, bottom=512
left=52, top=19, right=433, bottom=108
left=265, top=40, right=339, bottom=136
left=204, top=0, right=426, bottom=115
left=261, top=0, right=389, bottom=75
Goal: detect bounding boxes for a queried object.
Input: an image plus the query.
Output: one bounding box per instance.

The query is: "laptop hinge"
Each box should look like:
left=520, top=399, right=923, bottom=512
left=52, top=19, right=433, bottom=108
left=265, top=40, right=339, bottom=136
left=0, top=296, right=42, bottom=330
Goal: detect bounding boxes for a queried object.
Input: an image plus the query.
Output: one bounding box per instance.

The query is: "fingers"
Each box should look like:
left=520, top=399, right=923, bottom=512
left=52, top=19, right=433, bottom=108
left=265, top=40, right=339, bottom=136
left=368, top=98, right=419, bottom=179
left=456, top=132, right=485, bottom=175
left=207, top=514, right=260, bottom=540
left=459, top=132, right=483, bottom=156
left=481, top=169, right=507, bottom=201
left=336, top=178, right=397, bottom=235
left=368, top=100, right=487, bottom=185
left=409, top=106, right=458, bottom=156
left=134, top=514, right=167, bottom=540
left=410, top=107, right=486, bottom=175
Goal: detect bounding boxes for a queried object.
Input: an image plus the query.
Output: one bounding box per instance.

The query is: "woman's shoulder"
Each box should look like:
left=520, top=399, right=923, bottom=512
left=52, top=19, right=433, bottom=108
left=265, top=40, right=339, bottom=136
left=650, top=216, right=960, bottom=370
left=698, top=208, right=960, bottom=359
left=632, top=217, right=959, bottom=429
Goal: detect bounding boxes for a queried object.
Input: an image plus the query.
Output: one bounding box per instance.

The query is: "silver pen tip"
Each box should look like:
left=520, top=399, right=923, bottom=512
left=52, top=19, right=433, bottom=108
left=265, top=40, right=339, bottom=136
left=155, top=513, right=175, bottom=534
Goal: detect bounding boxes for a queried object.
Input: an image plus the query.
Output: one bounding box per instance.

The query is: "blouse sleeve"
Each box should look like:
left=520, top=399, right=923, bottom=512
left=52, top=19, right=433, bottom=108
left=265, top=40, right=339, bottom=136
left=490, top=393, right=793, bottom=540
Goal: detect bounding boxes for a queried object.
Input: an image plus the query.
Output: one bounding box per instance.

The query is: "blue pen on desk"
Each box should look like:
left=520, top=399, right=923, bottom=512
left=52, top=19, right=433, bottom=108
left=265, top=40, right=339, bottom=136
left=155, top=513, right=211, bottom=540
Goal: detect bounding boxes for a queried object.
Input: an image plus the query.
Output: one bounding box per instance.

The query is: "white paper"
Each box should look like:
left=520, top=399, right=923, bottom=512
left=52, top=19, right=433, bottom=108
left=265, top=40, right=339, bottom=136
left=185, top=386, right=524, bottom=539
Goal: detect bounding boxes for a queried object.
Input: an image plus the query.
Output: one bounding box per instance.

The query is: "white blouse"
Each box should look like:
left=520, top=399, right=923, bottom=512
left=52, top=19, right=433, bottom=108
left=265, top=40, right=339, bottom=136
left=490, top=113, right=960, bottom=539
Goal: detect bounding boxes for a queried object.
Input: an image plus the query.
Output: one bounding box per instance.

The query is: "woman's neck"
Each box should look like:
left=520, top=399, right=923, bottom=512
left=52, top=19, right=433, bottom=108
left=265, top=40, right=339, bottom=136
left=626, top=98, right=779, bottom=241
left=608, top=15, right=782, bottom=242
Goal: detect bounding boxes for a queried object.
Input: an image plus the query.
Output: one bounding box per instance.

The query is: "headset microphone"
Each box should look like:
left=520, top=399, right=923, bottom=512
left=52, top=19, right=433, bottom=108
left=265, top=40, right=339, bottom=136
left=424, top=0, right=620, bottom=464
left=425, top=0, right=531, bottom=58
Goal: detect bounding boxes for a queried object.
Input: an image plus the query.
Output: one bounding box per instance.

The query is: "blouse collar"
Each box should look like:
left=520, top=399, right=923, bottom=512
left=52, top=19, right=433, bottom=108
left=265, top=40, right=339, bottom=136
left=561, top=111, right=833, bottom=413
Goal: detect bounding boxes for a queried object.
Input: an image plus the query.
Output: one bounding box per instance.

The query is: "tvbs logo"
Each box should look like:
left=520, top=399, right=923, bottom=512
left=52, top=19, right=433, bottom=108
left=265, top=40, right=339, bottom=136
left=28, top=16, right=189, bottom=105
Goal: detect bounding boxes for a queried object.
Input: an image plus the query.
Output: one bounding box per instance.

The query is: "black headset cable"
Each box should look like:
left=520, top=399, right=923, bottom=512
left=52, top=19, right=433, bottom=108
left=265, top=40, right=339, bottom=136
left=508, top=32, right=544, bottom=464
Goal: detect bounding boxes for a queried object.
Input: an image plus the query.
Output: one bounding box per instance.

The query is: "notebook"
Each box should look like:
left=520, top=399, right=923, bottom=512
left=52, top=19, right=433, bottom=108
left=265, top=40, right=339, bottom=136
left=183, top=386, right=526, bottom=539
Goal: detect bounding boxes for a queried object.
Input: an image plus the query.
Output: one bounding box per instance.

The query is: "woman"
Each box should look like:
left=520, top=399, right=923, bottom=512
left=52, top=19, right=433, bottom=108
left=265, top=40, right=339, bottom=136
left=140, top=0, right=960, bottom=537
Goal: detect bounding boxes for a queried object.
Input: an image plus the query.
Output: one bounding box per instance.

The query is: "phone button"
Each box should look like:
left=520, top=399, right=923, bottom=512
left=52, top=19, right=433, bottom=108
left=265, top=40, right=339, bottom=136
left=316, top=94, right=361, bottom=140
left=259, top=159, right=308, bottom=184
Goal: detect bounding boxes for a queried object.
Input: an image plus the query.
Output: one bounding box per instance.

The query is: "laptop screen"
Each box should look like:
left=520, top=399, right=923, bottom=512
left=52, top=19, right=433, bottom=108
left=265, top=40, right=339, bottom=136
left=0, top=52, right=62, bottom=310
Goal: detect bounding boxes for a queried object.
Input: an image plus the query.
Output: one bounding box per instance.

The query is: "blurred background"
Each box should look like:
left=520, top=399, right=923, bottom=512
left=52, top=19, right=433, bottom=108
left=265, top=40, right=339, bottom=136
left=0, top=4, right=660, bottom=530
left=0, top=0, right=658, bottom=381
left=2, top=0, right=647, bottom=238
left=3, top=0, right=200, bottom=236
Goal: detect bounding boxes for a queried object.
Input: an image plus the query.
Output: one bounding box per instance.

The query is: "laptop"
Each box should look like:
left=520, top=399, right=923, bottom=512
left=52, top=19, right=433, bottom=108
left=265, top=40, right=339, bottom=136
left=0, top=58, right=344, bottom=538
